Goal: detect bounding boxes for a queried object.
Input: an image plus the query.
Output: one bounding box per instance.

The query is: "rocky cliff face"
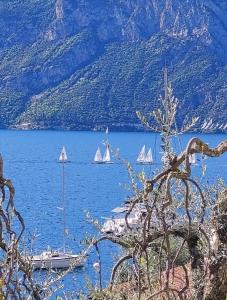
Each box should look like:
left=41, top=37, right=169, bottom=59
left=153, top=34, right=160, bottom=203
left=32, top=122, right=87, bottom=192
left=0, top=0, right=226, bottom=130
left=44, top=0, right=227, bottom=46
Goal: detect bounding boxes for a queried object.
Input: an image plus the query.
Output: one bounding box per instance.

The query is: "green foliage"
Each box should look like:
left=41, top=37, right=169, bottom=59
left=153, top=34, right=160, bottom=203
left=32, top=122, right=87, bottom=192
left=18, top=35, right=227, bottom=130
left=0, top=1, right=226, bottom=130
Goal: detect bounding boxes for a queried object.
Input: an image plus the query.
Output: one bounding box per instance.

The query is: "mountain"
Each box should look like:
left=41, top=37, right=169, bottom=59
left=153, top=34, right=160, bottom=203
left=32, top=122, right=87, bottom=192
left=0, top=0, right=226, bottom=130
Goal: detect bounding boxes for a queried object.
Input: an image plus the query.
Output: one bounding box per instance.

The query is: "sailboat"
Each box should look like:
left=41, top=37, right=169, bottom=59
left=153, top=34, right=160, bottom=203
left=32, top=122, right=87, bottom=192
left=93, top=144, right=112, bottom=164
left=93, top=127, right=113, bottom=164
left=30, top=146, right=85, bottom=269
left=137, top=145, right=153, bottom=164
left=59, top=146, right=68, bottom=162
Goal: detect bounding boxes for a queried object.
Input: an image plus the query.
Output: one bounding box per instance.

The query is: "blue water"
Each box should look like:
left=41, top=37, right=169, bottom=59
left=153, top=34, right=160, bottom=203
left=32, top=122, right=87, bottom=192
left=0, top=130, right=226, bottom=297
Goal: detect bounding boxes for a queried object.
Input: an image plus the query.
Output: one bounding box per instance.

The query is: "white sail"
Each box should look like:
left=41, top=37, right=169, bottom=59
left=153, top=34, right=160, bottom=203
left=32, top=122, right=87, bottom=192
left=145, top=148, right=153, bottom=163
left=94, top=147, right=103, bottom=162
left=59, top=146, right=68, bottom=162
left=137, top=145, right=146, bottom=162
left=189, top=153, right=196, bottom=164
left=105, top=127, right=109, bottom=134
left=103, top=144, right=111, bottom=162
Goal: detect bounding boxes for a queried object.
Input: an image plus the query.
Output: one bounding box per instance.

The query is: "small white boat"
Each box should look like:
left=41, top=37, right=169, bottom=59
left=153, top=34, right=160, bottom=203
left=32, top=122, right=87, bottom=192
left=137, top=145, right=153, bottom=164
left=59, top=146, right=69, bottom=162
left=30, top=147, right=85, bottom=269
left=31, top=251, right=85, bottom=269
left=93, top=127, right=113, bottom=164
left=102, top=216, right=138, bottom=235
left=102, top=209, right=145, bottom=235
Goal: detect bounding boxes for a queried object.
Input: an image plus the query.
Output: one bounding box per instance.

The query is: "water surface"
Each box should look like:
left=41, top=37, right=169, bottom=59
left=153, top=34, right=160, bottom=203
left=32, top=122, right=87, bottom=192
left=0, top=130, right=226, bottom=295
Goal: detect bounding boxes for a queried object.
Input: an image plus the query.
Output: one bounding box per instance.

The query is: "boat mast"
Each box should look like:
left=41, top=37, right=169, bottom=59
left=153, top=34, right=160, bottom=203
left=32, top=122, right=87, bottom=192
left=62, top=157, right=66, bottom=253
left=105, top=126, right=109, bottom=146
left=59, top=146, right=67, bottom=253
left=104, top=127, right=111, bottom=163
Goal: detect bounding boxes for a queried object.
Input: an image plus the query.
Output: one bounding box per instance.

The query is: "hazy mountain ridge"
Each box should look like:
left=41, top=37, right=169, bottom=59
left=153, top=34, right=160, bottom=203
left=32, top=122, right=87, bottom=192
left=0, top=0, right=226, bottom=130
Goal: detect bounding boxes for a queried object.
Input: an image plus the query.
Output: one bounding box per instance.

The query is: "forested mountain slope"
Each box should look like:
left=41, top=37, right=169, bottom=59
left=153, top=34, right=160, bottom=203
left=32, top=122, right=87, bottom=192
left=0, top=0, right=226, bottom=130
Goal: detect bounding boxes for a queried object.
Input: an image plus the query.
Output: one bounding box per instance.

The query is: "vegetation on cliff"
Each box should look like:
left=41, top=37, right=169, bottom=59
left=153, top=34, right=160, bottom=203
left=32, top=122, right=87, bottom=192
left=0, top=0, right=226, bottom=130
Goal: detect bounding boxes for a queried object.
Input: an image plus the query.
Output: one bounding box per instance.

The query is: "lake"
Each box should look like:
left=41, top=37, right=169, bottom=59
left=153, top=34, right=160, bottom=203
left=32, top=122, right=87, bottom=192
left=0, top=130, right=226, bottom=297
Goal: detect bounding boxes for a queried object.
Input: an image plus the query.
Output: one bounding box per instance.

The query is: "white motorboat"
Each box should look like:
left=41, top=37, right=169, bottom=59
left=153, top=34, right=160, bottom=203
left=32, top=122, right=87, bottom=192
left=31, top=250, right=85, bottom=269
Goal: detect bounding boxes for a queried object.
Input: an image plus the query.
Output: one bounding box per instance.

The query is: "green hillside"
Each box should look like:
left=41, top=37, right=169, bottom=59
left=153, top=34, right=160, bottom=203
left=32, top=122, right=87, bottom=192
left=0, top=0, right=226, bottom=130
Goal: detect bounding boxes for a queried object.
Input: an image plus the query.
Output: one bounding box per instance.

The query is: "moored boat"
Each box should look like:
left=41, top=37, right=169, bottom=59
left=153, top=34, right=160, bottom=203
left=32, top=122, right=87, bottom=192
left=30, top=146, right=85, bottom=269
left=31, top=250, right=85, bottom=269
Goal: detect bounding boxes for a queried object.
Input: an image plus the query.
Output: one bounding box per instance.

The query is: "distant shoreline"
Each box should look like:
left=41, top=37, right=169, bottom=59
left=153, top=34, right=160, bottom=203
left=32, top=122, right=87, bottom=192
left=4, top=124, right=227, bottom=134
